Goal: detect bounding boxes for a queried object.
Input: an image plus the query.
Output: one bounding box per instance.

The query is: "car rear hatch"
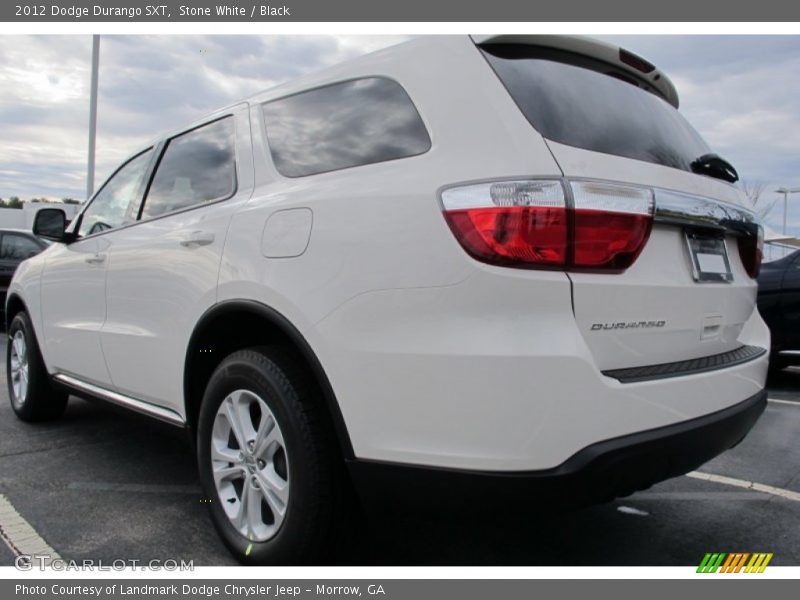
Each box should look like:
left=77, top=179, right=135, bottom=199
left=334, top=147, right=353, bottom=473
left=471, top=35, right=763, bottom=372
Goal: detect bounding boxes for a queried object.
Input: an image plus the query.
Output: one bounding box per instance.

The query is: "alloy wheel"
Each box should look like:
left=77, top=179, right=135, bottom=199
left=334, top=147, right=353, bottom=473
left=211, top=389, right=290, bottom=542
left=9, top=331, right=29, bottom=406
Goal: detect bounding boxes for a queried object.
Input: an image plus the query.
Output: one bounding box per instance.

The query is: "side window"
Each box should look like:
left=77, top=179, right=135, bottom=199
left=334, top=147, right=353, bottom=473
left=262, top=77, right=431, bottom=178
left=0, top=234, right=42, bottom=259
left=141, top=117, right=237, bottom=220
left=78, top=149, right=153, bottom=237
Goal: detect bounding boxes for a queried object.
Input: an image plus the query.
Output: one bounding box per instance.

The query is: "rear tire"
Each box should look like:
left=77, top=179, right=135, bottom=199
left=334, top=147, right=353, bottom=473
left=6, top=312, right=68, bottom=422
left=197, top=346, right=347, bottom=564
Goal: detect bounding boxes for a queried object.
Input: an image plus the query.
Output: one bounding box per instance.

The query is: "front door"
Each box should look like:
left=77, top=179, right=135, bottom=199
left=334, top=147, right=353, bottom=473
left=39, top=148, right=154, bottom=386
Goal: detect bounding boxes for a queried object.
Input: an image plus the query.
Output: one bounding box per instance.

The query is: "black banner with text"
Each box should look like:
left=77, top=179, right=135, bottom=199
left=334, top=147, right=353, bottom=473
left=3, top=0, right=800, bottom=22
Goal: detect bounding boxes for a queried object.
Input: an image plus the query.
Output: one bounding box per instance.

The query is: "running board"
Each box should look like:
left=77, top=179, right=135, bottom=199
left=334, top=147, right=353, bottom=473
left=53, top=374, right=185, bottom=427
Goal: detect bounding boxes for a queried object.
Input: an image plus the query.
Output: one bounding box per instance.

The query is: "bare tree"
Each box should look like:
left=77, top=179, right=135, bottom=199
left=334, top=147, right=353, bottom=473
left=740, top=180, right=776, bottom=219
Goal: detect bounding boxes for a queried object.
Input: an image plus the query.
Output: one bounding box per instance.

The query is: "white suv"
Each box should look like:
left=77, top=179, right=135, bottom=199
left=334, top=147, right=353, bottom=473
left=6, top=35, right=769, bottom=564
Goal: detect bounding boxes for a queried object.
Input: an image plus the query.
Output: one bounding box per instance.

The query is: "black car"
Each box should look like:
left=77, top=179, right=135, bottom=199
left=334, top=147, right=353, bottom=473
left=0, top=228, right=49, bottom=311
left=757, top=248, right=800, bottom=370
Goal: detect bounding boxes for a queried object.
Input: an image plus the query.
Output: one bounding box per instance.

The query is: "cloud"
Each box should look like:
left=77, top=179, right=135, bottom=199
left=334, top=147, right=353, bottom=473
left=0, top=34, right=409, bottom=200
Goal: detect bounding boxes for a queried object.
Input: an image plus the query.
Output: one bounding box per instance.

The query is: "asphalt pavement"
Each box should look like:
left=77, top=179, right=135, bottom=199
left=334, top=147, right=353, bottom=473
left=0, top=342, right=798, bottom=566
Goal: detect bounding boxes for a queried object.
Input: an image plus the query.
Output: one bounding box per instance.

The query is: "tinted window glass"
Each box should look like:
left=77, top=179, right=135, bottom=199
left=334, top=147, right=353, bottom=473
left=0, top=234, right=42, bottom=259
left=481, top=45, right=711, bottom=173
left=262, top=77, right=431, bottom=177
left=79, top=149, right=153, bottom=237
left=142, top=117, right=236, bottom=219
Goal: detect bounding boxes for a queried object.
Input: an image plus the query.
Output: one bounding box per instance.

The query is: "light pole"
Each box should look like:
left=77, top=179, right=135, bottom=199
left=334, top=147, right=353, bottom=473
left=86, top=35, right=100, bottom=200
left=776, top=187, right=800, bottom=237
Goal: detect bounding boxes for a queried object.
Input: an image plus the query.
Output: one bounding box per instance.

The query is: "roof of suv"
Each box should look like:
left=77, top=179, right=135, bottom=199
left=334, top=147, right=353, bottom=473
left=142, top=35, right=680, bottom=153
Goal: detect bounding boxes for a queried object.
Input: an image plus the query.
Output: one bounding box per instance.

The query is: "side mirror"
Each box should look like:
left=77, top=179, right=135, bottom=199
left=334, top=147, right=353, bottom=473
left=33, top=208, right=68, bottom=242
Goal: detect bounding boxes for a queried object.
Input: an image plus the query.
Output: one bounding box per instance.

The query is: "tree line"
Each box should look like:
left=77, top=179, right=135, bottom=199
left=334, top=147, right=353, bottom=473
left=0, top=197, right=82, bottom=209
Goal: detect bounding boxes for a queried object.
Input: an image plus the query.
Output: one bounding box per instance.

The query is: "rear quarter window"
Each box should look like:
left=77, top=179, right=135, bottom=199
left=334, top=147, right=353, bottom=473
left=262, top=77, right=431, bottom=178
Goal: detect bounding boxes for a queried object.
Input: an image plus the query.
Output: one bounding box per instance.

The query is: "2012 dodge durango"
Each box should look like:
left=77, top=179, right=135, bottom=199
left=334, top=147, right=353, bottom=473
left=6, top=35, right=768, bottom=564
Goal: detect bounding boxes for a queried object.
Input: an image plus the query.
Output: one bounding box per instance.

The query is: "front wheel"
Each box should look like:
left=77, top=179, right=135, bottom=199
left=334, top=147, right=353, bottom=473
left=197, top=347, right=346, bottom=564
left=6, top=311, right=68, bottom=421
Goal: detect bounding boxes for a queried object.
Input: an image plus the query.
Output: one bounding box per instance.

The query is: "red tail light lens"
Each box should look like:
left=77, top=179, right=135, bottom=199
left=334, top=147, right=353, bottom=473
left=444, top=207, right=568, bottom=267
left=442, top=181, right=568, bottom=267
left=441, top=179, right=654, bottom=272
left=572, top=210, right=653, bottom=269
left=447, top=207, right=567, bottom=266
left=737, top=225, right=763, bottom=278
left=570, top=181, right=654, bottom=270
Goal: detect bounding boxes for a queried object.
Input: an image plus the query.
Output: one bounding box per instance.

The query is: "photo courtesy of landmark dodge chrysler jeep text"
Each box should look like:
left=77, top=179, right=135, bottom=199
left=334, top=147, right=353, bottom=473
left=5, top=35, right=768, bottom=564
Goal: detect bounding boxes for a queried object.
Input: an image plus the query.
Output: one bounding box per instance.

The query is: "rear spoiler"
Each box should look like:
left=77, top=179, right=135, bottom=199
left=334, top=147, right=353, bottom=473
left=471, top=34, right=680, bottom=108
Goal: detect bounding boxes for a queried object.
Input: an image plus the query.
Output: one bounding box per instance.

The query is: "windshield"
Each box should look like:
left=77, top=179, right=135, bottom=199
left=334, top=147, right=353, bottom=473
left=480, top=44, right=712, bottom=174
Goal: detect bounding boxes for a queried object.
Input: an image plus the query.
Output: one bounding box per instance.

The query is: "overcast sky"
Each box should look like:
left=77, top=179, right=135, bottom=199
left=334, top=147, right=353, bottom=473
left=0, top=34, right=798, bottom=235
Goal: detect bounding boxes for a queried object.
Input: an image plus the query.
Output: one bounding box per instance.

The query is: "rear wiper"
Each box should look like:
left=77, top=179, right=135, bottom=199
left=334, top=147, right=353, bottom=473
left=690, top=153, right=739, bottom=183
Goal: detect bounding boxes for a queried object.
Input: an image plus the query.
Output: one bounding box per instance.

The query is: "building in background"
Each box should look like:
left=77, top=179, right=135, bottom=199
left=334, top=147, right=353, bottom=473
left=0, top=202, right=80, bottom=231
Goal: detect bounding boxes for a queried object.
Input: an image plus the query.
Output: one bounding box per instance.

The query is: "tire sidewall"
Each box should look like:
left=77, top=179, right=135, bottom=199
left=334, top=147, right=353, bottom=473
left=197, top=352, right=327, bottom=564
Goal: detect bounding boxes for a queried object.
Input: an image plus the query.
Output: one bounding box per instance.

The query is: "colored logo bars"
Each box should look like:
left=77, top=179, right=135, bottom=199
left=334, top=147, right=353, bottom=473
left=697, top=553, right=773, bottom=573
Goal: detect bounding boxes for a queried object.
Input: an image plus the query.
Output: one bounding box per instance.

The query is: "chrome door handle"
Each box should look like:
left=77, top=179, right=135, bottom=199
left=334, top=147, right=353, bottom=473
left=85, top=253, right=106, bottom=264
left=179, top=231, right=215, bottom=247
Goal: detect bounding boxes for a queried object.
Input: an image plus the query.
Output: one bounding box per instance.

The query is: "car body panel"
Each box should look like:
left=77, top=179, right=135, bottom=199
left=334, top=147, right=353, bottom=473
left=39, top=235, right=114, bottom=386
left=757, top=250, right=800, bottom=357
left=0, top=230, right=48, bottom=302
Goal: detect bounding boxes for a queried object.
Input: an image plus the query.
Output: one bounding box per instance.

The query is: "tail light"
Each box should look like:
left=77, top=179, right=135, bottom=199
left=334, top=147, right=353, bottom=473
left=737, top=225, right=763, bottom=278
left=441, top=179, right=654, bottom=272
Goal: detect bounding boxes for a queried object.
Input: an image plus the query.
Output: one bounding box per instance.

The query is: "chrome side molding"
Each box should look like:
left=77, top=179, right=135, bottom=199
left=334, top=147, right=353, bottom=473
left=54, top=373, right=186, bottom=427
left=654, top=189, right=760, bottom=238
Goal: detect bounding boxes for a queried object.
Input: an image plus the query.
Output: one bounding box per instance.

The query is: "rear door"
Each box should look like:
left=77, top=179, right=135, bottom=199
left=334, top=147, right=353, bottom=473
left=479, top=41, right=762, bottom=370
left=100, top=105, right=253, bottom=412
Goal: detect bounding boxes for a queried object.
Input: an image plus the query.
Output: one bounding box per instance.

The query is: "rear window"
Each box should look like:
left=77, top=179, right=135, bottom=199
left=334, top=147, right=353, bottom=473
left=0, top=234, right=42, bottom=260
left=480, top=44, right=711, bottom=173
left=262, top=77, right=431, bottom=178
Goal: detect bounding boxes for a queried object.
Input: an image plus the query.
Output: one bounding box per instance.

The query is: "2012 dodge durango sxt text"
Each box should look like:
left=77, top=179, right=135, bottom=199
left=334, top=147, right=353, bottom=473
left=5, top=35, right=768, bottom=564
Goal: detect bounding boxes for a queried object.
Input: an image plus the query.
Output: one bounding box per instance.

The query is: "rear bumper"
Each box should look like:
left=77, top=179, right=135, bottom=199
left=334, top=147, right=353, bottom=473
left=316, top=269, right=770, bottom=471
left=347, top=389, right=766, bottom=509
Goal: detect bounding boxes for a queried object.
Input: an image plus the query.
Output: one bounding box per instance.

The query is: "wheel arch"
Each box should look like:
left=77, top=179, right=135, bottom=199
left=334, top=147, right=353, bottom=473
left=5, top=293, right=29, bottom=330
left=183, top=300, right=354, bottom=459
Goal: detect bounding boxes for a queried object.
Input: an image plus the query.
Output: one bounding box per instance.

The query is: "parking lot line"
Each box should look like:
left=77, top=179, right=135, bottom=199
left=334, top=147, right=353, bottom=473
left=768, top=397, right=800, bottom=406
left=687, top=471, right=800, bottom=502
left=0, top=494, right=60, bottom=563
left=67, top=481, right=199, bottom=494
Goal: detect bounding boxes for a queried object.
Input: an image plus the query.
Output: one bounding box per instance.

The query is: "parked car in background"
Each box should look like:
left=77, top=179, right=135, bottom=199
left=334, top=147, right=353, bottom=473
left=0, top=229, right=48, bottom=317
left=5, top=35, right=769, bottom=564
left=757, top=249, right=800, bottom=371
